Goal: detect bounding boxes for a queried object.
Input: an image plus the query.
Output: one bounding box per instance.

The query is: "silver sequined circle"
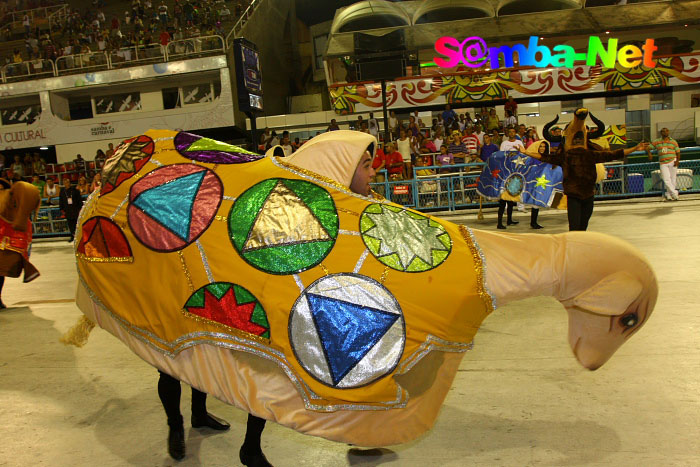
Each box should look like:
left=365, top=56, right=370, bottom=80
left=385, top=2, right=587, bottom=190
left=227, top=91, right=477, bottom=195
left=288, top=273, right=405, bottom=389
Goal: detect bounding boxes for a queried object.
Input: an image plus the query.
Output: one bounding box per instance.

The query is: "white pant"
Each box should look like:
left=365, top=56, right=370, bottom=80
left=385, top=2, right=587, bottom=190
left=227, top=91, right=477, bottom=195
left=660, top=163, right=678, bottom=199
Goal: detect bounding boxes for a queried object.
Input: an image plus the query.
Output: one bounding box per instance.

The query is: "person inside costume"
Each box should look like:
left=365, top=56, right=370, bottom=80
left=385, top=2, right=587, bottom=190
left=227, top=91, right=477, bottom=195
left=522, top=140, right=555, bottom=230
left=0, top=178, right=41, bottom=308
left=533, top=108, right=648, bottom=231
left=68, top=129, right=658, bottom=463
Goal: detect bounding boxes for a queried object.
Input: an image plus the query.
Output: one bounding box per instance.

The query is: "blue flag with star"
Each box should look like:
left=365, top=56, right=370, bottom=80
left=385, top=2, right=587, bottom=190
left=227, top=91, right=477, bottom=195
left=477, top=151, right=563, bottom=208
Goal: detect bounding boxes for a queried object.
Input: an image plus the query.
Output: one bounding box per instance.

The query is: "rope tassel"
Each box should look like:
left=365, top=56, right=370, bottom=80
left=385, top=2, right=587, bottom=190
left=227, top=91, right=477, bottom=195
left=60, top=315, right=96, bottom=348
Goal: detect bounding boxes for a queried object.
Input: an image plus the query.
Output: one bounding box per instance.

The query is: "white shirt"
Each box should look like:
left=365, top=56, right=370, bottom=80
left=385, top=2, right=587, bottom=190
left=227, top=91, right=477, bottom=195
left=433, top=137, right=443, bottom=151
left=505, top=115, right=517, bottom=127
left=500, top=139, right=525, bottom=152
left=368, top=118, right=378, bottom=136
left=281, top=144, right=293, bottom=157
left=397, top=138, right=411, bottom=162
left=474, top=131, right=485, bottom=145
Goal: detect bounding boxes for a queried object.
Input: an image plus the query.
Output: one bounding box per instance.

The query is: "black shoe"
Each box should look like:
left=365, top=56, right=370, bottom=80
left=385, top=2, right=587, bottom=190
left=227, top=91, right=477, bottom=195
left=0, top=300, right=6, bottom=310
left=167, top=426, right=186, bottom=461
left=507, top=220, right=519, bottom=225
left=530, top=223, right=543, bottom=229
left=497, top=224, right=506, bottom=230
left=240, top=446, right=273, bottom=467
left=191, top=413, right=230, bottom=431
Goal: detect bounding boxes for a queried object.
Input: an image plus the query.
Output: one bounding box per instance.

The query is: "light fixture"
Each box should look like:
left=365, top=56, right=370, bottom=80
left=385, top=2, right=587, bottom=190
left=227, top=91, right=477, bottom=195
left=605, top=31, right=610, bottom=34
left=39, top=146, right=49, bottom=150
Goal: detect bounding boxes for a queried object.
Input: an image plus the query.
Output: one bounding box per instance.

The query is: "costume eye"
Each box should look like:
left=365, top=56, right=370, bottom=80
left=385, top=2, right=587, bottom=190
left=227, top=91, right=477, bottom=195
left=620, top=313, right=638, bottom=328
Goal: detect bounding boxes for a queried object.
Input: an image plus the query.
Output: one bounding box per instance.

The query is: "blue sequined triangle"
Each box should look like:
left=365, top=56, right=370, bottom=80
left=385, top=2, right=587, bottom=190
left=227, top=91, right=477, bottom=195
left=306, top=293, right=399, bottom=386
left=132, top=170, right=205, bottom=241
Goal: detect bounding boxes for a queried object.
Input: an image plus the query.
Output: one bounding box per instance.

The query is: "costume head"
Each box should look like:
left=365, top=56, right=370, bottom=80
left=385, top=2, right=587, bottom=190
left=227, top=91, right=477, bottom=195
left=523, top=139, right=550, bottom=158
left=543, top=108, right=605, bottom=151
left=285, top=130, right=376, bottom=188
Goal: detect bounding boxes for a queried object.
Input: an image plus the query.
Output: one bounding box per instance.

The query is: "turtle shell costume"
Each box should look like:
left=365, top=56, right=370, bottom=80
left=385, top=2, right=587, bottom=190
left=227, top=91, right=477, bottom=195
left=75, top=129, right=495, bottom=445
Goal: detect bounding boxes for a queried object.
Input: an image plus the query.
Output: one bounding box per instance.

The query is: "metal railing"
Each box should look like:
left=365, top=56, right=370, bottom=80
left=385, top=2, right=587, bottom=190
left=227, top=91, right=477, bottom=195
left=0, top=35, right=226, bottom=84
left=55, top=51, right=109, bottom=75
left=226, top=0, right=264, bottom=44
left=166, top=35, right=226, bottom=61
left=1, top=58, right=56, bottom=81
left=0, top=3, right=67, bottom=27
left=370, top=151, right=700, bottom=211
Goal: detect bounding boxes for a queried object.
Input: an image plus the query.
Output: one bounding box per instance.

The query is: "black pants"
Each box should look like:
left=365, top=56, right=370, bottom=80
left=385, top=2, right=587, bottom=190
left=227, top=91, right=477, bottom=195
left=567, top=196, right=595, bottom=231
left=531, top=208, right=539, bottom=225
left=158, top=371, right=207, bottom=427
left=67, top=216, right=79, bottom=241
left=497, top=200, right=516, bottom=225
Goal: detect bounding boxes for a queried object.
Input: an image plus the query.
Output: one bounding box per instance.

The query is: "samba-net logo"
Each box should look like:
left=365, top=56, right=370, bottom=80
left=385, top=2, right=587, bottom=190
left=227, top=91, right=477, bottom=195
left=434, top=36, right=658, bottom=70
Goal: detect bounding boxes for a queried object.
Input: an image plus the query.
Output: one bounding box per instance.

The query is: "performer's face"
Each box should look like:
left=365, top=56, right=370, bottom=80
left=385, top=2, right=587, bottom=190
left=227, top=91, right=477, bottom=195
left=538, top=142, right=547, bottom=154
left=350, top=151, right=375, bottom=196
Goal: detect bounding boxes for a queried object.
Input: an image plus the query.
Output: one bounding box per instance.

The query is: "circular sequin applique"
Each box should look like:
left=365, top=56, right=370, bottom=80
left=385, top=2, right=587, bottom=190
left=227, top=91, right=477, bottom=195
left=229, top=178, right=338, bottom=275
left=289, top=273, right=405, bottom=388
left=184, top=282, right=270, bottom=339
left=360, top=204, right=452, bottom=272
left=101, top=135, right=154, bottom=196
left=175, top=131, right=262, bottom=164
left=128, top=164, right=223, bottom=252
left=505, top=173, right=525, bottom=197
left=77, top=216, right=133, bottom=263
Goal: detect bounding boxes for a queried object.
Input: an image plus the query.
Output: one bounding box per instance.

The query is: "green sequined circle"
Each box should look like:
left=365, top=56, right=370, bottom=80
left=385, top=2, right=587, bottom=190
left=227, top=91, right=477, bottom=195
left=229, top=178, right=339, bottom=275
left=360, top=204, right=452, bottom=272
left=184, top=282, right=270, bottom=339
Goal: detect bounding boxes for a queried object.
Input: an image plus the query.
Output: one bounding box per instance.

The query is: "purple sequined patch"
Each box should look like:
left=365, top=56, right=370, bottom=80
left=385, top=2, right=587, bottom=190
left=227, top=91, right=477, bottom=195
left=174, top=132, right=262, bottom=164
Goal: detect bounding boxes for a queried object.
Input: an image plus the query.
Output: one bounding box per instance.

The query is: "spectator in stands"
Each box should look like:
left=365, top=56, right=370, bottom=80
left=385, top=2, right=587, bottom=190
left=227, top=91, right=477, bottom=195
left=433, top=127, right=444, bottom=151
left=0, top=154, right=4, bottom=171
left=280, top=131, right=293, bottom=157
left=105, top=143, right=115, bottom=159
left=90, top=172, right=102, bottom=192
left=408, top=115, right=420, bottom=137
left=516, top=124, right=527, bottom=141
left=500, top=127, right=525, bottom=152
left=291, top=137, right=301, bottom=152
left=268, top=130, right=279, bottom=148
left=95, top=149, right=106, bottom=164
left=371, top=143, right=386, bottom=182
left=125, top=9, right=132, bottom=26
left=474, top=124, right=485, bottom=146
left=396, top=129, right=413, bottom=175
left=354, top=115, right=363, bottom=131
left=383, top=142, right=404, bottom=180
left=158, top=1, right=169, bottom=27
left=413, top=110, right=424, bottom=128
left=486, top=108, right=500, bottom=131
left=436, top=144, right=453, bottom=168
left=448, top=130, right=468, bottom=164
left=523, top=128, right=538, bottom=148
left=442, top=104, right=457, bottom=129
left=327, top=119, right=340, bottom=132
left=59, top=176, right=83, bottom=243
left=367, top=112, right=379, bottom=139
left=490, top=128, right=502, bottom=146
left=77, top=175, right=90, bottom=196
left=32, top=153, right=46, bottom=176
left=159, top=28, right=171, bottom=46
left=461, top=126, right=480, bottom=161
left=388, top=110, right=398, bottom=137
left=11, top=155, right=24, bottom=178
left=73, top=153, right=86, bottom=170
left=23, top=13, right=31, bottom=35
left=504, top=109, right=517, bottom=128
left=549, top=126, right=562, bottom=149
left=31, top=175, right=45, bottom=195
left=504, top=95, right=518, bottom=119
left=480, top=133, right=499, bottom=162
left=43, top=177, right=59, bottom=205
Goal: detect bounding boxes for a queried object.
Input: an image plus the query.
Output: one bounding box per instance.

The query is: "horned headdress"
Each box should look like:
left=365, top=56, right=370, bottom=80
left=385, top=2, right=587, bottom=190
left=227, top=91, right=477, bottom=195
left=542, top=108, right=605, bottom=151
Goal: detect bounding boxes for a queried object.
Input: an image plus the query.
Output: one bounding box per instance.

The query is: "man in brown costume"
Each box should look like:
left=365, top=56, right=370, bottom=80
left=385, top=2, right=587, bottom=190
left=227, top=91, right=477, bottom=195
left=0, top=178, right=41, bottom=308
left=529, top=109, right=647, bottom=231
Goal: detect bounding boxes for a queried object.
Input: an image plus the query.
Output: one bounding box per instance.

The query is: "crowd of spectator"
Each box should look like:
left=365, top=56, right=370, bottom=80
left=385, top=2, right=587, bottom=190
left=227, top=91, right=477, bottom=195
left=2, top=0, right=249, bottom=75
left=1, top=143, right=111, bottom=207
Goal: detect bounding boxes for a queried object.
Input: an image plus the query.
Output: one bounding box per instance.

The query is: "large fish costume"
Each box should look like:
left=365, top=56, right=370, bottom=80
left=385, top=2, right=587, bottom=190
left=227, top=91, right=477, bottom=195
left=73, top=130, right=658, bottom=446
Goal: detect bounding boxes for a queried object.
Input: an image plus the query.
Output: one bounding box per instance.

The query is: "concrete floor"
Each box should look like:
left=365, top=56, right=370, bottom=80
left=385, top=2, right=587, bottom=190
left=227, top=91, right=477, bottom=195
left=1, top=197, right=699, bottom=467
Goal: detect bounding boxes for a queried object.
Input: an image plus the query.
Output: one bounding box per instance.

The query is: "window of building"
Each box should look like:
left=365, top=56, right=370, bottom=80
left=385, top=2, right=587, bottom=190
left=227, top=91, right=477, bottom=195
left=650, top=92, right=672, bottom=110
left=625, top=110, right=650, bottom=143
left=162, top=87, right=181, bottom=109
left=95, top=93, right=141, bottom=114
left=1, top=100, right=41, bottom=125
left=561, top=99, right=583, bottom=114
left=605, top=95, right=627, bottom=110
left=68, top=97, right=94, bottom=120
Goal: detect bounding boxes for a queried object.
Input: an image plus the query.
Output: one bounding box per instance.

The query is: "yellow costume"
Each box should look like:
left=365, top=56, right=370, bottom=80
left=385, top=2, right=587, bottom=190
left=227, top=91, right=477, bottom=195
left=76, top=130, right=494, bottom=445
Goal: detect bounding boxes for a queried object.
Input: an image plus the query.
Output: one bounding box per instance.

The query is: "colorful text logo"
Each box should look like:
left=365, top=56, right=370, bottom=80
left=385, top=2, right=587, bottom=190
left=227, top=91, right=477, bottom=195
left=434, top=36, right=657, bottom=70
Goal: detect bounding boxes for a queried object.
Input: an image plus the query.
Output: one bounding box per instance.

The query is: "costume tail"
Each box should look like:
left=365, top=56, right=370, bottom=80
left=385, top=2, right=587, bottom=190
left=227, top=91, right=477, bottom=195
left=60, top=315, right=96, bottom=347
